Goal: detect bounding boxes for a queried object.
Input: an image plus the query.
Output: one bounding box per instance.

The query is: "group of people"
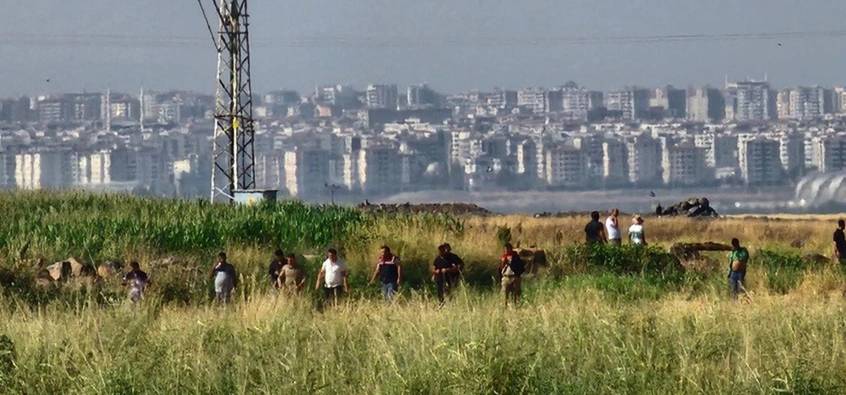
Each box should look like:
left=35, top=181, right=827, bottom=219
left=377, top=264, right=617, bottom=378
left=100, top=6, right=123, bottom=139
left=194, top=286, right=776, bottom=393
left=116, top=214, right=846, bottom=305
left=584, top=209, right=647, bottom=246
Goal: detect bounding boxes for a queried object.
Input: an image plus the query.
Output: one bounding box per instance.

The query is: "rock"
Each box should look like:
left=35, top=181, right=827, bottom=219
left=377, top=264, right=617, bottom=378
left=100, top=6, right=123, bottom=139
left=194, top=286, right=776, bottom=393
left=46, top=261, right=72, bottom=281
left=46, top=257, right=95, bottom=281
left=97, top=261, right=122, bottom=278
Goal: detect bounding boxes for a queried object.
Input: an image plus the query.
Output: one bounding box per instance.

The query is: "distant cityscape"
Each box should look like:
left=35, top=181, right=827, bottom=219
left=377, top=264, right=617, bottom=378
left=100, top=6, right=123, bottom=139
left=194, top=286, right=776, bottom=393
left=1, top=80, right=846, bottom=204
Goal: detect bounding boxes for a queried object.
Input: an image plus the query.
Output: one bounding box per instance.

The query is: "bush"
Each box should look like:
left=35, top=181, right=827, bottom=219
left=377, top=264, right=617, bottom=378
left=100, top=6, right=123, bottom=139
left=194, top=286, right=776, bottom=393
left=756, top=249, right=822, bottom=294
left=562, top=243, right=681, bottom=276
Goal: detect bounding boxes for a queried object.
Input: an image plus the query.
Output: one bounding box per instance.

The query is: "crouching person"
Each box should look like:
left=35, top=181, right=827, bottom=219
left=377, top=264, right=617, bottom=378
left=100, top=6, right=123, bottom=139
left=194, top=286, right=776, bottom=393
left=499, top=243, right=525, bottom=307
left=122, top=261, right=149, bottom=303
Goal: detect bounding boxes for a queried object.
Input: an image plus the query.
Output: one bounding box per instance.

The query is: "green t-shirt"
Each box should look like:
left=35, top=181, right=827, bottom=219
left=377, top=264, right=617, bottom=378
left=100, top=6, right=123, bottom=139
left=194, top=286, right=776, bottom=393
left=728, top=247, right=749, bottom=272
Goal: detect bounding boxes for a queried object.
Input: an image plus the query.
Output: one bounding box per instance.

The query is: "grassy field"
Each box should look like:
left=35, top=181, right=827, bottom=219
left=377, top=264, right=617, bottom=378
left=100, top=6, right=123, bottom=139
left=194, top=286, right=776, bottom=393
left=0, top=191, right=845, bottom=393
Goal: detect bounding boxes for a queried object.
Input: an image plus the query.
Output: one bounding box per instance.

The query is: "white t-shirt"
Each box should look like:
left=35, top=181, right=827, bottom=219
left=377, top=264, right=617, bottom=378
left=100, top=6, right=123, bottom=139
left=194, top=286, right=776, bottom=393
left=322, top=259, right=348, bottom=288
left=605, top=216, right=621, bottom=240
left=628, top=224, right=644, bottom=245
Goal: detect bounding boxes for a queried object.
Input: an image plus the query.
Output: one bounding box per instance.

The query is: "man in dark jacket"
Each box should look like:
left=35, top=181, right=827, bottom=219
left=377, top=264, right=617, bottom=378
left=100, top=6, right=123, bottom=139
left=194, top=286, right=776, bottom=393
left=499, top=243, right=525, bottom=307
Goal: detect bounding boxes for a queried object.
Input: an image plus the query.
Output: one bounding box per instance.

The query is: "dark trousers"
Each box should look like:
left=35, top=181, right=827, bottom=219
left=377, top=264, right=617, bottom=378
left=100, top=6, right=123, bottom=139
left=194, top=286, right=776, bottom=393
left=435, top=278, right=449, bottom=303
left=323, top=286, right=344, bottom=305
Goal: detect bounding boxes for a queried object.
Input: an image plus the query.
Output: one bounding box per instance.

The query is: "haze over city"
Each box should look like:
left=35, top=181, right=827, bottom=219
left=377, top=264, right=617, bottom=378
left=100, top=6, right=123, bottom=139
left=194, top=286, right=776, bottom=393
left=4, top=1, right=846, bottom=95
left=3, top=1, right=846, bottom=213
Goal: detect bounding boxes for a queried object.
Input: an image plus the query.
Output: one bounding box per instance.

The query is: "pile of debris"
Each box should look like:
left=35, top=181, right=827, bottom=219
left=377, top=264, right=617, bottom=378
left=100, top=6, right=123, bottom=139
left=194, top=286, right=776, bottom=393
left=670, top=242, right=732, bottom=262
left=656, top=197, right=719, bottom=218
left=357, top=202, right=491, bottom=216
left=516, top=247, right=548, bottom=275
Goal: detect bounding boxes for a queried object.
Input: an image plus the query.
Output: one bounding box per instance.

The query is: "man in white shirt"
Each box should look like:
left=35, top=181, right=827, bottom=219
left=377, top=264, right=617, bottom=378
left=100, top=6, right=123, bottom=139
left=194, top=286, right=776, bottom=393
left=605, top=208, right=622, bottom=246
left=315, top=248, right=349, bottom=306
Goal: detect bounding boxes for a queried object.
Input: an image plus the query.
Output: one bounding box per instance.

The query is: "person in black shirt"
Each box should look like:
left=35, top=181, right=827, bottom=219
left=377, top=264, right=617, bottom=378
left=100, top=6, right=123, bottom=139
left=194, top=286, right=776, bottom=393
left=122, top=261, right=149, bottom=303
left=584, top=211, right=607, bottom=245
left=500, top=243, right=526, bottom=307
left=268, top=249, right=285, bottom=288
left=834, top=220, right=846, bottom=265
left=443, top=243, right=465, bottom=288
left=432, top=244, right=458, bottom=304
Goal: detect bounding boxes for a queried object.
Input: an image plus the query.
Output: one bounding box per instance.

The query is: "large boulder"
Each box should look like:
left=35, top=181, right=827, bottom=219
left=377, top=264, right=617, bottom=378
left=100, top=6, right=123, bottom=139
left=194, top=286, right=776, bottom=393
left=45, top=257, right=94, bottom=281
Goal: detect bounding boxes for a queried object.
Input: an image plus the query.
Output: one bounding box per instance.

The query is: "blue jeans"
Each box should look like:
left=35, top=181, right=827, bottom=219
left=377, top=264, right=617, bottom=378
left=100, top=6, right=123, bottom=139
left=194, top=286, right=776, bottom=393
left=381, top=282, right=398, bottom=301
left=729, top=271, right=746, bottom=299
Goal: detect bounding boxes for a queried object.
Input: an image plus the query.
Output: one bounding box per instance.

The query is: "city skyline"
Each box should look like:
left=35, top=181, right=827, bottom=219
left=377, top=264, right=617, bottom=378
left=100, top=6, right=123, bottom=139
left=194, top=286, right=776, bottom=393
left=3, top=1, right=846, bottom=96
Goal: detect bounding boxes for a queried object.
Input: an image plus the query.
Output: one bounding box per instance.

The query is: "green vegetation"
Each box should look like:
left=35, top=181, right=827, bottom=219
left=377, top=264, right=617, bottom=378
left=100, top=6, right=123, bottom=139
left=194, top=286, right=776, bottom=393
left=0, top=192, right=844, bottom=393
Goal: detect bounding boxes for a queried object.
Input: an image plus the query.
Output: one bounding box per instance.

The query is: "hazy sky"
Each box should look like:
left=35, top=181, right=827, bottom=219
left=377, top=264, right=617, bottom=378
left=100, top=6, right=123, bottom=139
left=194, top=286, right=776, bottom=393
left=2, top=0, right=846, bottom=96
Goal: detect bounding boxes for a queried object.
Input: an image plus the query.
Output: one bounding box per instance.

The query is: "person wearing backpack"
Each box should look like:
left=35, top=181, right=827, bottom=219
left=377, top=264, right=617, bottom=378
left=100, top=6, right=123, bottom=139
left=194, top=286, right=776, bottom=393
left=499, top=243, right=525, bottom=307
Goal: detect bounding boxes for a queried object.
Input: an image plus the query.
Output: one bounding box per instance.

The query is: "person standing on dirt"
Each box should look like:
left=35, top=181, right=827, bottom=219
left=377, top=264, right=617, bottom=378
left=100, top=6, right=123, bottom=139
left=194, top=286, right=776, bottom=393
left=443, top=243, right=465, bottom=288
left=277, top=254, right=305, bottom=294
left=432, top=244, right=458, bottom=304
left=500, top=243, right=525, bottom=307
left=370, top=245, right=402, bottom=301
left=210, top=252, right=238, bottom=304
left=727, top=238, right=750, bottom=301
left=605, top=208, right=622, bottom=246
left=315, top=248, right=349, bottom=307
left=584, top=211, right=607, bottom=245
left=268, top=249, right=285, bottom=289
left=122, top=261, right=149, bottom=303
left=833, top=220, right=846, bottom=265
left=628, top=215, right=647, bottom=246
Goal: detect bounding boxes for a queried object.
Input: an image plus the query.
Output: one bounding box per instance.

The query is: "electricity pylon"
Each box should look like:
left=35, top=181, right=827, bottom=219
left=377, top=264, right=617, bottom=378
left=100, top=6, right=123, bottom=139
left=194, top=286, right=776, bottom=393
left=199, top=0, right=256, bottom=201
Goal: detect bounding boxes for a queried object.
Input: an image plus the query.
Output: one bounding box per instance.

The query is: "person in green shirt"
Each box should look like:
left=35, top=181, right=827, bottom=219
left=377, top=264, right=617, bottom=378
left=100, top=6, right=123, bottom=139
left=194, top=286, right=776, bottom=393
left=727, top=238, right=750, bottom=300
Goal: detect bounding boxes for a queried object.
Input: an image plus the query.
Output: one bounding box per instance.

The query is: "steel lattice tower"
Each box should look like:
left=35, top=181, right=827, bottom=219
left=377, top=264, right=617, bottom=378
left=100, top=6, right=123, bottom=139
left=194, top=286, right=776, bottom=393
left=200, top=0, right=256, bottom=201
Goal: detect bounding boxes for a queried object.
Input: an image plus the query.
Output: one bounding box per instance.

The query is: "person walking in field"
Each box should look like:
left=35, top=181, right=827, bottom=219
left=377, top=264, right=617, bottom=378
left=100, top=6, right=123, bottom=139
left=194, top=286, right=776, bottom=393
left=584, top=211, right=607, bottom=245
left=499, top=243, right=526, bottom=307
left=833, top=220, right=846, bottom=265
left=122, top=261, right=149, bottom=303
left=432, top=244, right=459, bottom=304
left=315, top=248, right=349, bottom=307
left=727, top=238, right=750, bottom=301
left=268, top=249, right=285, bottom=289
left=628, top=215, right=647, bottom=246
left=210, top=252, right=238, bottom=304
left=369, top=245, right=402, bottom=301
left=276, top=254, right=305, bottom=294
left=605, top=208, right=622, bottom=246
left=443, top=243, right=465, bottom=289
